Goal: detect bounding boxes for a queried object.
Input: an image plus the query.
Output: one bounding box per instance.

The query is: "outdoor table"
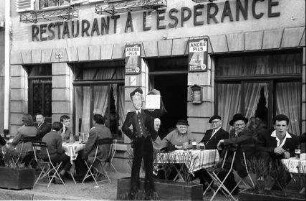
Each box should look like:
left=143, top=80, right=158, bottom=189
left=62, top=141, right=86, bottom=164
left=154, top=149, right=220, bottom=182
left=281, top=157, right=306, bottom=194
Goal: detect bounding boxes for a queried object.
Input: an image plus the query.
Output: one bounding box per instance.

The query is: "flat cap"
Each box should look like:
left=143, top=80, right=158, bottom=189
left=229, top=113, right=248, bottom=126
left=130, top=87, right=143, bottom=99
left=209, top=115, right=221, bottom=123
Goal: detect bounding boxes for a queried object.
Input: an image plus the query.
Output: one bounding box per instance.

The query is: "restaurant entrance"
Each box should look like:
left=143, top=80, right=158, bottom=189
left=147, top=57, right=188, bottom=138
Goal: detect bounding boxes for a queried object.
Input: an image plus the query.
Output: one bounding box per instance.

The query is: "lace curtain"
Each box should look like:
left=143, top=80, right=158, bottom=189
left=75, top=67, right=124, bottom=134
left=216, top=52, right=301, bottom=133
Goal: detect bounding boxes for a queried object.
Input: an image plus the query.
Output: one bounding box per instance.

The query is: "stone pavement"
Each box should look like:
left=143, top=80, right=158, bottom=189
left=0, top=171, right=230, bottom=200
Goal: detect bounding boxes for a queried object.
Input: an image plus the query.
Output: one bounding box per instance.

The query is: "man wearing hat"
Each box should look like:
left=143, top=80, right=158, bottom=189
left=159, top=119, right=195, bottom=150
left=200, top=115, right=229, bottom=149
left=122, top=87, right=160, bottom=199
left=193, top=115, right=229, bottom=191
left=217, top=113, right=254, bottom=193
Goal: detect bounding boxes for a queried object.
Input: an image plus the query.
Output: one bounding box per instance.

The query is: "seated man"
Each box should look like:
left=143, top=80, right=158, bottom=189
left=156, top=120, right=195, bottom=180
left=193, top=115, right=229, bottom=190
left=80, top=114, right=112, bottom=179
left=42, top=122, right=71, bottom=179
left=159, top=120, right=194, bottom=151
left=257, top=114, right=298, bottom=190
left=217, top=113, right=254, bottom=193
left=60, top=115, right=77, bottom=142
left=35, top=113, right=51, bottom=140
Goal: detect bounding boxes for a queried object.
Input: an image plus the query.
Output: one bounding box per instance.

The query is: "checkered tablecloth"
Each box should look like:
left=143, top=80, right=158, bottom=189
left=281, top=158, right=306, bottom=174
left=62, top=142, right=85, bottom=164
left=155, top=149, right=220, bottom=173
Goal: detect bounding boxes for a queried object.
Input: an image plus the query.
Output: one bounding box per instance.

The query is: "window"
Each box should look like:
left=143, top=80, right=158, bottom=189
left=72, top=61, right=125, bottom=140
left=27, top=65, right=52, bottom=123
left=39, top=0, right=71, bottom=9
left=215, top=50, right=302, bottom=134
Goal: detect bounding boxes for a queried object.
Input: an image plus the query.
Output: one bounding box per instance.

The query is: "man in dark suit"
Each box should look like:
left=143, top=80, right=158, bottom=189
left=122, top=87, right=160, bottom=199
left=200, top=115, right=229, bottom=149
left=42, top=122, right=71, bottom=179
left=257, top=114, right=298, bottom=190
left=35, top=114, right=51, bottom=140
left=217, top=113, right=255, bottom=193
left=193, top=115, right=229, bottom=190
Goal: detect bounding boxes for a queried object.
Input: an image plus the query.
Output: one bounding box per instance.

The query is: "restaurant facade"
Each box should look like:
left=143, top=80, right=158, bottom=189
left=6, top=0, right=306, bottom=169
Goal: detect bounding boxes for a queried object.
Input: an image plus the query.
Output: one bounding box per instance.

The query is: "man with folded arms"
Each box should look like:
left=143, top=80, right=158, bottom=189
left=217, top=113, right=255, bottom=194
left=257, top=114, right=298, bottom=190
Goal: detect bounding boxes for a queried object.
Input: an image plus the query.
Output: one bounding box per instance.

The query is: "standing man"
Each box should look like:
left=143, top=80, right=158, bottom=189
left=122, top=88, right=160, bottom=199
left=35, top=114, right=51, bottom=140
left=200, top=115, right=229, bottom=149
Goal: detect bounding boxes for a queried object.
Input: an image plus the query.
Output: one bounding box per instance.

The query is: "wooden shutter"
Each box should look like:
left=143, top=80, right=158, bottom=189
left=16, top=0, right=35, bottom=12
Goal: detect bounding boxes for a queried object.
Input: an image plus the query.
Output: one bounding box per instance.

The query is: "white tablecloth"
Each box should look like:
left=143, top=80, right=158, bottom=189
left=281, top=157, right=306, bottom=174
left=62, top=142, right=85, bottom=164
left=155, top=149, right=220, bottom=173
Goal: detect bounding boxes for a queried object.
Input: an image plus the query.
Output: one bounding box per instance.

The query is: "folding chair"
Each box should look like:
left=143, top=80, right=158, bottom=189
left=105, top=139, right=118, bottom=172
left=204, top=149, right=255, bottom=201
left=82, top=138, right=113, bottom=186
left=32, top=141, right=65, bottom=187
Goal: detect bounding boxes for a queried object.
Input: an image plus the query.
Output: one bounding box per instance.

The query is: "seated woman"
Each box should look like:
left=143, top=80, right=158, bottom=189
left=42, top=122, right=71, bottom=179
left=11, top=114, right=38, bottom=167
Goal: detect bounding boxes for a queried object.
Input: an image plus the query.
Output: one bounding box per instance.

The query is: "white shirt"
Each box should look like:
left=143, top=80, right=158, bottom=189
left=210, top=127, right=221, bottom=140
left=271, top=130, right=292, bottom=147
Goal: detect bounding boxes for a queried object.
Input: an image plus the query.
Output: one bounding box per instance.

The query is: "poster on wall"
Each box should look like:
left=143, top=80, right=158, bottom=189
left=125, top=44, right=141, bottom=75
left=188, top=38, right=208, bottom=72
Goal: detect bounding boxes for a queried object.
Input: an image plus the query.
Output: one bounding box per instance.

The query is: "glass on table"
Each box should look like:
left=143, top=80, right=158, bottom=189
left=182, top=142, right=188, bottom=150
left=199, top=142, right=205, bottom=150
left=295, top=147, right=301, bottom=159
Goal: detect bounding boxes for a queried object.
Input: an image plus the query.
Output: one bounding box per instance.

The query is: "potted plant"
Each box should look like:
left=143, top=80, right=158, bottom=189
left=0, top=146, right=36, bottom=190
left=239, top=157, right=305, bottom=201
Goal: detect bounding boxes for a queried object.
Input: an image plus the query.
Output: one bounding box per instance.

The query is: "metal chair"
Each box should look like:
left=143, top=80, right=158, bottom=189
left=105, top=139, right=118, bottom=172
left=204, top=148, right=255, bottom=201
left=82, top=138, right=113, bottom=186
left=32, top=141, right=65, bottom=187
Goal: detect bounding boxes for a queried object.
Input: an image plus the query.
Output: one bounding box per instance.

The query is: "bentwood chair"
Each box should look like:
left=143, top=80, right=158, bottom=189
left=82, top=138, right=113, bottom=186
left=32, top=141, right=65, bottom=187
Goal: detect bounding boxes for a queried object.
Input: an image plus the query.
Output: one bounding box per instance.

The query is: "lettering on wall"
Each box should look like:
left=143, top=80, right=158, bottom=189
left=31, top=0, right=281, bottom=41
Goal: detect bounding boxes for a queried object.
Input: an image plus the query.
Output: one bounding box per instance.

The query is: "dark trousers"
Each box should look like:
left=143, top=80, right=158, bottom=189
left=193, top=169, right=213, bottom=190
left=50, top=153, right=72, bottom=172
left=130, top=136, right=155, bottom=196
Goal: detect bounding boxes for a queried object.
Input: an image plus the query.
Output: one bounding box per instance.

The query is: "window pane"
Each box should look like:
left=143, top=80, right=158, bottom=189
left=216, top=52, right=302, bottom=77
left=276, top=82, right=301, bottom=135
left=244, top=82, right=269, bottom=126
left=217, top=83, right=241, bottom=131
left=75, top=86, right=91, bottom=134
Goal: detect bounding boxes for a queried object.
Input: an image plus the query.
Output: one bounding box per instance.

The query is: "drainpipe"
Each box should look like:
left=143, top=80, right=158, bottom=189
left=4, top=0, right=10, bottom=137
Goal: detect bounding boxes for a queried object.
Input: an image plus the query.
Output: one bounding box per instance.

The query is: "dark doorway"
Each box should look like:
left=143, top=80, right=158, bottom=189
left=147, top=57, right=188, bottom=138
left=153, top=74, right=187, bottom=135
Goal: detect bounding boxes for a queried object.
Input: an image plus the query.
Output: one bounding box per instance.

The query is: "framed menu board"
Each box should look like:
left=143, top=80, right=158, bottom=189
left=125, top=44, right=141, bottom=75
left=188, top=38, right=208, bottom=72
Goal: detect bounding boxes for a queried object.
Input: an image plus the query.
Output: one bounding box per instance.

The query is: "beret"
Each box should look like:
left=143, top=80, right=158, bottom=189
left=176, top=119, right=189, bottom=126
left=209, top=115, right=221, bottom=123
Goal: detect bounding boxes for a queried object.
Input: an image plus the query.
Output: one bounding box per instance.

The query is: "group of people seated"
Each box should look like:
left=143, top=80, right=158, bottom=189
left=153, top=113, right=306, bottom=194
left=0, top=113, right=113, bottom=183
